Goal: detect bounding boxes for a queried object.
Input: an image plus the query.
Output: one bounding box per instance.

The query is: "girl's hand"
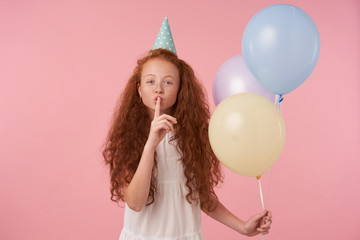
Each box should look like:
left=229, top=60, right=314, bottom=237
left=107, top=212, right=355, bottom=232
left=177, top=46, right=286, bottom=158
left=146, top=97, right=177, bottom=148
left=243, top=210, right=272, bottom=237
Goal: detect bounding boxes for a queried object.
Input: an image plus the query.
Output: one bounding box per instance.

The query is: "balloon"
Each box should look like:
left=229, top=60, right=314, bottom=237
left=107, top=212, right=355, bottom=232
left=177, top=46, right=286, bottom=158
left=209, top=93, right=285, bottom=177
left=242, top=4, right=320, bottom=95
left=213, top=55, right=276, bottom=105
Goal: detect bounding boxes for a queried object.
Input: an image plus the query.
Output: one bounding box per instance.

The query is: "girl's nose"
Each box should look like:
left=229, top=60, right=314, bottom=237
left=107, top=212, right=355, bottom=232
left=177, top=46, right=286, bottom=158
left=154, top=82, right=164, bottom=93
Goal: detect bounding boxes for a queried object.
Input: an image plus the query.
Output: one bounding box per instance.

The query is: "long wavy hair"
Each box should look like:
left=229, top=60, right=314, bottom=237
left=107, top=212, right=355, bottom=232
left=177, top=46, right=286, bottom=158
left=102, top=48, right=223, bottom=211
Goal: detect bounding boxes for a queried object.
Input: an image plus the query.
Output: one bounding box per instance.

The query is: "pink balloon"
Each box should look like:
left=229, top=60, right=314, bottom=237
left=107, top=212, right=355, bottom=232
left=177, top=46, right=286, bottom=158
left=213, top=55, right=276, bottom=105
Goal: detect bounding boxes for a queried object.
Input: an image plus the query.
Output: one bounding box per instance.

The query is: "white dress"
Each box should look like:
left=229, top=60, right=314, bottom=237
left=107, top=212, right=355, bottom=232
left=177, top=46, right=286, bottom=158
left=119, top=132, right=203, bottom=240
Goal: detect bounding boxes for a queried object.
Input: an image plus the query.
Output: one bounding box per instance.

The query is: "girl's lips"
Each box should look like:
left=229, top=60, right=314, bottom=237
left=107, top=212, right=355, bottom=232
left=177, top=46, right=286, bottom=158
left=154, top=97, right=162, bottom=102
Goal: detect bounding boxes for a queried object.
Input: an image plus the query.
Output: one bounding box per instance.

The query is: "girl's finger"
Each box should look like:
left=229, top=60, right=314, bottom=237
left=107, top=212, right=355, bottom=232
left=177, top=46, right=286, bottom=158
left=154, top=97, right=161, bottom=119
left=157, top=114, right=177, bottom=124
left=153, top=119, right=174, bottom=132
left=256, top=228, right=266, bottom=233
left=157, top=119, right=175, bottom=132
left=260, top=224, right=271, bottom=230
left=260, top=221, right=271, bottom=230
left=153, top=124, right=170, bottom=134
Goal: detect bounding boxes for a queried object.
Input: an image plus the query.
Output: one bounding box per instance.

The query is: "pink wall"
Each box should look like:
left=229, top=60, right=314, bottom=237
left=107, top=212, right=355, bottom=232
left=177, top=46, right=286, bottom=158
left=1, top=0, right=359, bottom=239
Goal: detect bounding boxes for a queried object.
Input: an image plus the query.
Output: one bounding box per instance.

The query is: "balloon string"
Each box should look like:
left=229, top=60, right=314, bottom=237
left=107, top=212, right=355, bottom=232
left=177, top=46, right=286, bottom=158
left=256, top=177, right=265, bottom=240
left=257, top=94, right=280, bottom=238
left=257, top=95, right=280, bottom=239
left=275, top=95, right=283, bottom=113
left=265, top=167, right=273, bottom=209
left=256, top=177, right=265, bottom=210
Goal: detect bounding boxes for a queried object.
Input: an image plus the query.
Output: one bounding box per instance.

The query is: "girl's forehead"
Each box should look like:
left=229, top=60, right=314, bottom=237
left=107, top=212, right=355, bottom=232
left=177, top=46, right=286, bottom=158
left=141, top=58, right=179, bottom=78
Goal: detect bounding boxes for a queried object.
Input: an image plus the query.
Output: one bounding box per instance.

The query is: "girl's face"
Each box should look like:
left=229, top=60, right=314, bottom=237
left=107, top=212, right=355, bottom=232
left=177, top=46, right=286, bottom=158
left=138, top=58, right=180, bottom=118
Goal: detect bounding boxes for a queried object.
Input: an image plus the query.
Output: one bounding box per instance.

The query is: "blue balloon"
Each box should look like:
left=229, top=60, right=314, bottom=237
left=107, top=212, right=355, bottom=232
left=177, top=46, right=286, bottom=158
left=242, top=4, right=320, bottom=95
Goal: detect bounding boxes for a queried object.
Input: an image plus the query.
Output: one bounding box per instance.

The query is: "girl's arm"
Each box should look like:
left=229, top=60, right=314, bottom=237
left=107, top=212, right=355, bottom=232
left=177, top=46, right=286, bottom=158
left=124, top=97, right=177, bottom=212
left=202, top=199, right=272, bottom=237
left=123, top=143, right=156, bottom=212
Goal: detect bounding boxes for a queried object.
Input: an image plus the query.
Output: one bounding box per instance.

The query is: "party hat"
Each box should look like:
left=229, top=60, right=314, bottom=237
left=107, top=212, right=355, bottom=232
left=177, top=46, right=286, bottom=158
left=152, top=17, right=177, bottom=55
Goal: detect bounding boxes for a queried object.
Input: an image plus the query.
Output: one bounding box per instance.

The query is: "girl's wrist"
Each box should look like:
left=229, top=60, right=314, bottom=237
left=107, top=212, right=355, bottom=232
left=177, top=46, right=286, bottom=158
left=144, top=141, right=157, bottom=153
left=237, top=220, right=247, bottom=236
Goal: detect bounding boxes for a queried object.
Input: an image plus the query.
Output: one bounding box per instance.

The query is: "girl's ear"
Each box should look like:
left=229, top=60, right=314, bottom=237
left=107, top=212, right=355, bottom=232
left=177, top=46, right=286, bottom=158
left=137, top=83, right=142, bottom=98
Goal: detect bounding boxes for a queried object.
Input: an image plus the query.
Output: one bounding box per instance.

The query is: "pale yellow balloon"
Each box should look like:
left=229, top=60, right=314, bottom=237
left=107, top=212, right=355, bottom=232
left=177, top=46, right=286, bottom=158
left=209, top=93, right=285, bottom=177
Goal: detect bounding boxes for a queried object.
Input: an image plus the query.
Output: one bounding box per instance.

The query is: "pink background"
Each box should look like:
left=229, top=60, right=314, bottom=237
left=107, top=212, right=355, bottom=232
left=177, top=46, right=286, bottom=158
left=1, top=0, right=359, bottom=239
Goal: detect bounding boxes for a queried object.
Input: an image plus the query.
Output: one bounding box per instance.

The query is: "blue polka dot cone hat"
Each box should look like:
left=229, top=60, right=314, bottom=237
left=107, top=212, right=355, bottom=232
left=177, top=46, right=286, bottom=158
left=152, top=16, right=177, bottom=55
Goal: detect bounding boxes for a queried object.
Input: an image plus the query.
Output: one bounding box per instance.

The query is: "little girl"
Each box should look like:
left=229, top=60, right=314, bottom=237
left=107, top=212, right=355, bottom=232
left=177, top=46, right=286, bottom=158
left=103, top=48, right=272, bottom=239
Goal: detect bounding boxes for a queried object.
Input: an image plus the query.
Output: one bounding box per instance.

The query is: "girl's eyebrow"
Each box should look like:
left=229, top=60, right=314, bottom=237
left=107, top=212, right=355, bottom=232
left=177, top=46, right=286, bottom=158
left=143, top=74, right=156, bottom=78
left=163, top=75, right=175, bottom=80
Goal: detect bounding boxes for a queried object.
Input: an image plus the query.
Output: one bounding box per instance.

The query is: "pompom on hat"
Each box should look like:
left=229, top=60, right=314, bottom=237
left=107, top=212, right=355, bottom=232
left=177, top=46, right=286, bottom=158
left=152, top=17, right=177, bottom=55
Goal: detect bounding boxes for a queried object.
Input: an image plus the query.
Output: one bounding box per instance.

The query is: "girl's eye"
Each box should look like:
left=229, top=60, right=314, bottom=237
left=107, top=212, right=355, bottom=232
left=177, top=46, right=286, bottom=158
left=146, top=80, right=154, bottom=84
left=165, top=81, right=173, bottom=85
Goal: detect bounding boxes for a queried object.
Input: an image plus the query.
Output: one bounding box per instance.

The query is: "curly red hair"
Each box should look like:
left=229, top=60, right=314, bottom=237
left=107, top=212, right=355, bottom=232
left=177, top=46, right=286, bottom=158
left=103, top=48, right=223, bottom=211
